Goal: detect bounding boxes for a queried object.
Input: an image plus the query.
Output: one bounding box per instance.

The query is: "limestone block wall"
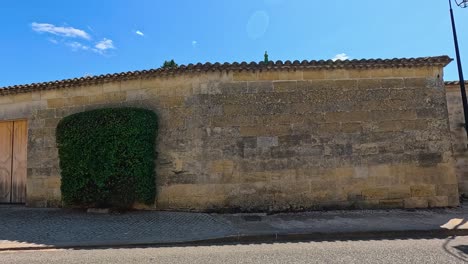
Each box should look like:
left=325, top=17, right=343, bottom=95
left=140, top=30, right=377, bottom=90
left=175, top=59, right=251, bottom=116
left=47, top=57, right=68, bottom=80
left=0, top=58, right=459, bottom=210
left=445, top=81, right=468, bottom=196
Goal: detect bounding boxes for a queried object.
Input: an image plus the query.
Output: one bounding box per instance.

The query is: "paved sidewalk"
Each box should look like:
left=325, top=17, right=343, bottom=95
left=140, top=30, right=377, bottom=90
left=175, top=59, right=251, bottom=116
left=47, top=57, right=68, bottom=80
left=0, top=206, right=467, bottom=250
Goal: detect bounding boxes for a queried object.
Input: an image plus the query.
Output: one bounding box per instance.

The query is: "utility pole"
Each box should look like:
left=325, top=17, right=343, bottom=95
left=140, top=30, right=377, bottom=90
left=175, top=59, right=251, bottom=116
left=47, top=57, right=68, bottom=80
left=449, top=0, right=468, bottom=139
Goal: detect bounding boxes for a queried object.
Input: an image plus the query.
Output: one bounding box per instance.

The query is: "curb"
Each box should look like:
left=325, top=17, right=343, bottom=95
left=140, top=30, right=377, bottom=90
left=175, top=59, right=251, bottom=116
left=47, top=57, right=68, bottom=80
left=1, top=228, right=468, bottom=252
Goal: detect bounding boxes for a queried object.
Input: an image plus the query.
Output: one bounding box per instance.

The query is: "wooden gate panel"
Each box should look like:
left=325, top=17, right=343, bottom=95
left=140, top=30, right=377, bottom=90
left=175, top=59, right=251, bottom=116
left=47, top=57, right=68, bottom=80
left=0, top=122, right=13, bottom=203
left=11, top=120, right=27, bottom=203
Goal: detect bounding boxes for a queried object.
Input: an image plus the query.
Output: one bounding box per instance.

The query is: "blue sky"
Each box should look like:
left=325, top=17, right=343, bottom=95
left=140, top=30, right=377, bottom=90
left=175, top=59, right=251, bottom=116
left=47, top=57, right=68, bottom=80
left=1, top=0, right=468, bottom=87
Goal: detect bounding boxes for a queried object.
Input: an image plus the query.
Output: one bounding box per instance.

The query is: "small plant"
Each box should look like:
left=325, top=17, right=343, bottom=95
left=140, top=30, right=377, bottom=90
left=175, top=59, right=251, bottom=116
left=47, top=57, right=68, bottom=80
left=162, top=59, right=178, bottom=69
left=56, top=107, right=158, bottom=209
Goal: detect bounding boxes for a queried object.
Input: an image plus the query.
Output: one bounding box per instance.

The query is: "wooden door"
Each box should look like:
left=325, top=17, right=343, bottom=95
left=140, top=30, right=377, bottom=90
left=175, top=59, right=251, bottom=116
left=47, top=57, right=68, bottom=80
left=11, top=120, right=27, bottom=203
left=0, top=120, right=27, bottom=203
left=0, top=122, right=13, bottom=203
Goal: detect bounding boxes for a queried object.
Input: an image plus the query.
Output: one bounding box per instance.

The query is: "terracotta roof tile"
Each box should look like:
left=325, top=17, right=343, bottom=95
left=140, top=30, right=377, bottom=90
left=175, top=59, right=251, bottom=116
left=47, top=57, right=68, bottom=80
left=445, top=80, right=468, bottom=86
left=0, top=56, right=452, bottom=96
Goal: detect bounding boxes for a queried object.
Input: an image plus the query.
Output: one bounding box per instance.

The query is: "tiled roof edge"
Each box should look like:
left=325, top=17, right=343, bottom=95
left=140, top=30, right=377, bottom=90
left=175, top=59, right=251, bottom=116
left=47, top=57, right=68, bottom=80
left=0, top=56, right=452, bottom=95
left=445, top=80, right=468, bottom=86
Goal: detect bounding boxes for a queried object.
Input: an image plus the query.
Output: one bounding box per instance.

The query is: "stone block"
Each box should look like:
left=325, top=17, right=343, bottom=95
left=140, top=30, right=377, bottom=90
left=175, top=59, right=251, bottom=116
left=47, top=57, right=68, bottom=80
left=329, top=167, right=354, bottom=180
left=0, top=96, right=14, bottom=105
left=416, top=108, right=445, bottom=119
left=370, top=68, right=394, bottom=78
left=436, top=184, right=459, bottom=196
left=404, top=197, right=428, bottom=208
left=212, top=115, right=256, bottom=127
left=369, top=110, right=417, bottom=121
left=324, top=69, right=350, bottom=79
left=80, top=84, right=104, bottom=96
left=69, top=96, right=89, bottom=106
left=381, top=78, right=404, bottom=88
left=353, top=143, right=378, bottom=155
left=103, top=81, right=121, bottom=93
left=278, top=134, right=311, bottom=146
left=13, top=93, right=32, bottom=103
left=447, top=195, right=460, bottom=207
left=273, top=81, right=297, bottom=92
left=392, top=68, right=415, bottom=77
left=120, top=78, right=142, bottom=91
left=412, top=68, right=433, bottom=77
left=410, top=184, right=436, bottom=197
left=303, top=70, right=326, bottom=80
left=375, top=120, right=403, bottom=132
left=44, top=118, right=61, bottom=128
left=352, top=167, right=369, bottom=179
left=105, top=91, right=127, bottom=102
left=47, top=98, right=66, bottom=108
left=233, top=71, right=258, bottom=81
left=404, top=78, right=427, bottom=88
left=349, top=200, right=380, bottom=209
left=247, top=81, right=273, bottom=93
left=362, top=188, right=388, bottom=199
left=238, top=137, right=257, bottom=149
left=325, top=111, right=370, bottom=123
left=257, top=71, right=280, bottom=80
left=160, top=96, right=185, bottom=108
left=209, top=160, right=234, bottom=177
left=357, top=79, right=382, bottom=89
left=317, top=123, right=341, bottom=134
left=334, top=79, right=358, bottom=89
left=379, top=199, right=404, bottom=208
left=222, top=105, right=252, bottom=116
left=261, top=114, right=305, bottom=125
left=36, top=109, right=56, bottom=119
left=241, top=172, right=270, bottom=183
left=40, top=90, right=57, bottom=100
left=418, top=153, right=443, bottom=167
left=87, top=94, right=107, bottom=105
left=32, top=91, right=41, bottom=101
left=367, top=164, right=391, bottom=177
left=388, top=186, right=411, bottom=199
left=278, top=71, right=303, bottom=80
left=240, top=125, right=290, bottom=137
left=257, top=136, right=279, bottom=149
left=327, top=144, right=353, bottom=156
left=427, top=196, right=449, bottom=208
left=402, top=120, right=430, bottom=131
left=295, top=146, right=324, bottom=157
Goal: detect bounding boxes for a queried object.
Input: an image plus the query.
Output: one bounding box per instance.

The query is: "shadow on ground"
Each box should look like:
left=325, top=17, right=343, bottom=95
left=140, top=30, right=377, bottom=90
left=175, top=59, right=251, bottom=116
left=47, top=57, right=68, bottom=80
left=0, top=206, right=467, bottom=252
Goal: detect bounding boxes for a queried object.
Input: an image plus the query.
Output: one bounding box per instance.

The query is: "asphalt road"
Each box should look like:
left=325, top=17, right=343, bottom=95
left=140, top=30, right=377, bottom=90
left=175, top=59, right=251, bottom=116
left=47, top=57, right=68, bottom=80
left=2, top=236, right=468, bottom=264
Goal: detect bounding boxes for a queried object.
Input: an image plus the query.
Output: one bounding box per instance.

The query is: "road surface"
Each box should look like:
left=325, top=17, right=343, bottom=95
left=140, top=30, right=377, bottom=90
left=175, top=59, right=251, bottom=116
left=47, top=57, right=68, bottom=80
left=1, top=236, right=467, bottom=264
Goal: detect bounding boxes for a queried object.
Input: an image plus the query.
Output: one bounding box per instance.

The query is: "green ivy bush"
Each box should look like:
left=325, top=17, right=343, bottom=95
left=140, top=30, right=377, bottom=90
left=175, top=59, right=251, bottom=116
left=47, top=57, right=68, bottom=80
left=56, top=107, right=158, bottom=209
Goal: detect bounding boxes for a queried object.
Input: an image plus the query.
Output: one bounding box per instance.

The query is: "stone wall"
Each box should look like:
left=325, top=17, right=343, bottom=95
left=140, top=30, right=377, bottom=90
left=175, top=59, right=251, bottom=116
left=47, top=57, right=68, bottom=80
left=0, top=61, right=459, bottom=210
left=445, top=82, right=468, bottom=196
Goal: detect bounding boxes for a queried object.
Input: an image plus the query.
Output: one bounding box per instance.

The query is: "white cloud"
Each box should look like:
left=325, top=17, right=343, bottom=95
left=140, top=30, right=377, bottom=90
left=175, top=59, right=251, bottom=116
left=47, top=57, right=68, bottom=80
left=32, top=22, right=116, bottom=56
left=67, top=42, right=90, bottom=51
left=136, top=30, right=144, bottom=36
left=31, top=22, right=91, bottom=40
left=93, top=38, right=115, bottom=54
left=192, top=40, right=197, bottom=47
left=332, top=53, right=350, bottom=61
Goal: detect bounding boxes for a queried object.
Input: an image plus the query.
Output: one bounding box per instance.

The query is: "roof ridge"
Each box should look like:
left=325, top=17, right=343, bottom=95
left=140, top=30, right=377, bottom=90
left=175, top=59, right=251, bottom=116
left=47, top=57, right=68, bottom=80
left=0, top=56, right=452, bottom=95
left=445, top=80, right=468, bottom=85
